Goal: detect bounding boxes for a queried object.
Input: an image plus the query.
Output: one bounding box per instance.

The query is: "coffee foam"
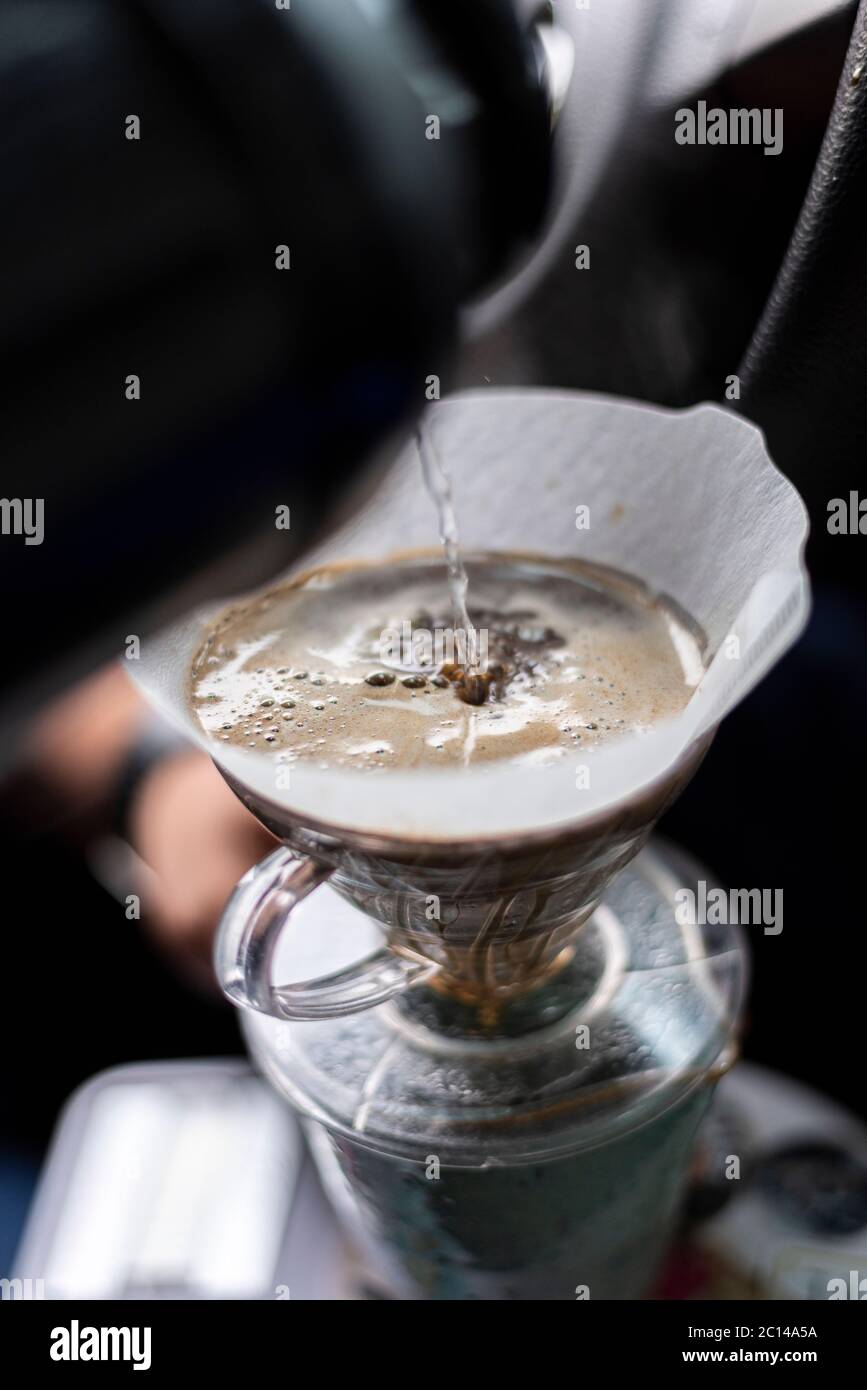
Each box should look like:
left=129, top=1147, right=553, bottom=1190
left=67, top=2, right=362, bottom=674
left=189, top=556, right=704, bottom=773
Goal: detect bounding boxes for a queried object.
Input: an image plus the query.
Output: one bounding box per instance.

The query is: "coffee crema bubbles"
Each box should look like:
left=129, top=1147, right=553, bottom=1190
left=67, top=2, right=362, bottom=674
left=188, top=556, right=705, bottom=772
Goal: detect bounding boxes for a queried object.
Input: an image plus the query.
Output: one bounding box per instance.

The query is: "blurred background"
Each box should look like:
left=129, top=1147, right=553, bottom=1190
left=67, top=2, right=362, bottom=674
left=1, top=0, right=865, bottom=1289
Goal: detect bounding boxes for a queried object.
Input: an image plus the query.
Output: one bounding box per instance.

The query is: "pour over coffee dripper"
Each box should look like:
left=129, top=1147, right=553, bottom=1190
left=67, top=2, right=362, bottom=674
left=134, top=391, right=810, bottom=1298
left=212, top=704, right=712, bottom=1026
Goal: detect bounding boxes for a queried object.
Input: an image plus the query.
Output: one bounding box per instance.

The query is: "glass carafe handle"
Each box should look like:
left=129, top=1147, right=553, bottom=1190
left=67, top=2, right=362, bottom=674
left=215, top=846, right=438, bottom=1021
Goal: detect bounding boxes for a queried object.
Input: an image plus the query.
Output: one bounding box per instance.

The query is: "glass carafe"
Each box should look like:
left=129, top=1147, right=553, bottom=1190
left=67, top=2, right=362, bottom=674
left=232, top=843, right=745, bottom=1300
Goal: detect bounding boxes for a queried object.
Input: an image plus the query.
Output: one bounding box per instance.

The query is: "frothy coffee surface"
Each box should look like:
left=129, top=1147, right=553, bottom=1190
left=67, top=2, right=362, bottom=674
left=189, top=557, right=704, bottom=771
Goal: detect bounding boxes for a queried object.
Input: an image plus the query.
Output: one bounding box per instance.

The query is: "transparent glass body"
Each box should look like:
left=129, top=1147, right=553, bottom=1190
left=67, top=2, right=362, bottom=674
left=244, top=845, right=745, bottom=1300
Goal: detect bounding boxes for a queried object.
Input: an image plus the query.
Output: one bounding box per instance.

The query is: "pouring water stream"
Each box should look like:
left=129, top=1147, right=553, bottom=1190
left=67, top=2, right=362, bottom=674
left=417, top=424, right=482, bottom=675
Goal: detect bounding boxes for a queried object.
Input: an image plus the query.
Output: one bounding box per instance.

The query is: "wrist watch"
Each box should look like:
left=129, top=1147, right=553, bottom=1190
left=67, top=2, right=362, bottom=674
left=111, top=717, right=194, bottom=845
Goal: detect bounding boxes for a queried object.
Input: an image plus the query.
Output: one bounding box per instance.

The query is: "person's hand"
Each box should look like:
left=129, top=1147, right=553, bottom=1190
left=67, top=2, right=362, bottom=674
left=130, top=751, right=277, bottom=991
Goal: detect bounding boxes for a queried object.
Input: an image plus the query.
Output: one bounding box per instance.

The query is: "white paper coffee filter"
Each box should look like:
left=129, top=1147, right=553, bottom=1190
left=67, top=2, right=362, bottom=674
left=131, top=391, right=810, bottom=843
